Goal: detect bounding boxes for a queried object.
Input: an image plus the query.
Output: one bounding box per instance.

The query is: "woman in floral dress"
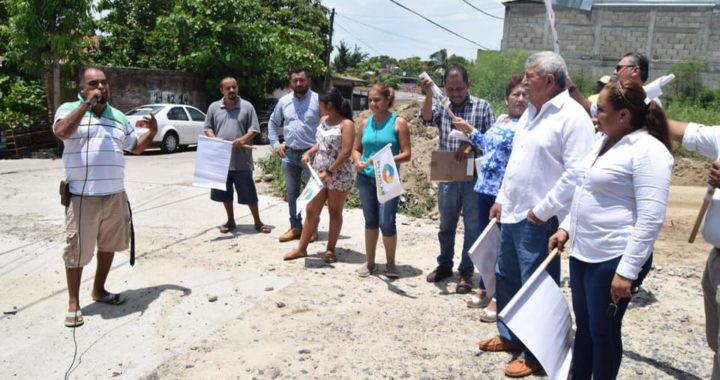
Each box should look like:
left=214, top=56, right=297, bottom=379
left=283, top=88, right=355, bottom=263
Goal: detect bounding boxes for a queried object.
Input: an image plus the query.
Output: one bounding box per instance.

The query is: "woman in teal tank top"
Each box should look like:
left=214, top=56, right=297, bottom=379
left=352, top=83, right=411, bottom=278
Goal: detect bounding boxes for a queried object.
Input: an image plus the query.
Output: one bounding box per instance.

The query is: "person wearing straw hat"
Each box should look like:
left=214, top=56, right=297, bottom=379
left=586, top=74, right=611, bottom=105
left=549, top=80, right=673, bottom=379
left=669, top=119, right=720, bottom=380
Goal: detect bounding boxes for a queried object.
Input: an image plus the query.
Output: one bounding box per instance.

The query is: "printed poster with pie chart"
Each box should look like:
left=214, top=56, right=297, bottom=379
left=370, top=143, right=404, bottom=203
left=295, top=165, right=324, bottom=216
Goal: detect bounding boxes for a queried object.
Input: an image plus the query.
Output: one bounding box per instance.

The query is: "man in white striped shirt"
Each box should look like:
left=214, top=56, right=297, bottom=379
left=53, top=67, right=157, bottom=328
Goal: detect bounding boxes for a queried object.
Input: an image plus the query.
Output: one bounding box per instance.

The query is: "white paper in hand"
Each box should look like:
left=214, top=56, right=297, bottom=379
left=295, top=165, right=324, bottom=217
left=449, top=129, right=470, bottom=142
left=192, top=135, right=233, bottom=190
left=371, top=143, right=404, bottom=203
left=468, top=218, right=501, bottom=296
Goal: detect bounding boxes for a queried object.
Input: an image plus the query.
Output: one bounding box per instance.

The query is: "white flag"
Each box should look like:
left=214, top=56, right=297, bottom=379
left=468, top=218, right=501, bottom=296
left=370, top=143, right=404, bottom=203
left=644, top=73, right=675, bottom=104
left=192, top=135, right=232, bottom=190
left=499, top=254, right=573, bottom=380
left=544, top=0, right=560, bottom=53
left=295, top=165, right=324, bottom=216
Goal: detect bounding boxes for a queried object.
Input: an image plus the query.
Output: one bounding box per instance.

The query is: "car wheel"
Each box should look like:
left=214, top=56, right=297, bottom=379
left=161, top=131, right=179, bottom=153
left=254, top=122, right=270, bottom=145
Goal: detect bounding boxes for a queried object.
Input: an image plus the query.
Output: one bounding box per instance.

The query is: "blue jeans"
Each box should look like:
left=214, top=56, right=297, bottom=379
left=496, top=217, right=559, bottom=363
left=570, top=255, right=652, bottom=380
left=436, top=181, right=480, bottom=276
left=282, top=149, right=311, bottom=229
left=476, top=193, right=497, bottom=289
left=357, top=173, right=399, bottom=236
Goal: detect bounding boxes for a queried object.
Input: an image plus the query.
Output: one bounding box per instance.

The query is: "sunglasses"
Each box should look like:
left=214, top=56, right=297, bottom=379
left=615, top=64, right=636, bottom=72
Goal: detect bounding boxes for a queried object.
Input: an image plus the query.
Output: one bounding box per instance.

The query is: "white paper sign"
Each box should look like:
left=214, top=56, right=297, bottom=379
left=295, top=165, right=324, bottom=216
left=499, top=255, right=573, bottom=380
left=449, top=129, right=470, bottom=142
left=468, top=218, right=501, bottom=296
left=192, top=135, right=232, bottom=190
left=370, top=143, right=404, bottom=203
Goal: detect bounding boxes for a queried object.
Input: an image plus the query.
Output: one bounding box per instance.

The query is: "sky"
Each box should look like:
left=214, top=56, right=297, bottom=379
left=320, top=0, right=506, bottom=62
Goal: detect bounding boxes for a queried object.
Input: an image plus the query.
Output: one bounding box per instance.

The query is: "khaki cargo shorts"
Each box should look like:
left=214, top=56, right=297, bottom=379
left=63, top=192, right=130, bottom=268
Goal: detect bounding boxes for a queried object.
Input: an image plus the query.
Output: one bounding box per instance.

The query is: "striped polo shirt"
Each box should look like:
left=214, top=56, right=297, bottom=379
left=53, top=101, right=138, bottom=196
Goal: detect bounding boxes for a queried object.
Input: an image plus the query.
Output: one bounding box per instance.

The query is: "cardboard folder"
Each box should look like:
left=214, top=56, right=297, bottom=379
left=430, top=151, right=474, bottom=182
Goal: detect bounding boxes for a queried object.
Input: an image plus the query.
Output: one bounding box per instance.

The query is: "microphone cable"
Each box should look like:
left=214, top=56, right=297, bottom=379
left=64, top=100, right=93, bottom=380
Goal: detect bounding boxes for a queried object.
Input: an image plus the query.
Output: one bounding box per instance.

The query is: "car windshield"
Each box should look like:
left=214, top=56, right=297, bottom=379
left=126, top=106, right=164, bottom=116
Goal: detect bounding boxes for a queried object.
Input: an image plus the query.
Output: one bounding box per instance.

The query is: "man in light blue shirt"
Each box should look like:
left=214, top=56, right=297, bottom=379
left=268, top=68, right=321, bottom=242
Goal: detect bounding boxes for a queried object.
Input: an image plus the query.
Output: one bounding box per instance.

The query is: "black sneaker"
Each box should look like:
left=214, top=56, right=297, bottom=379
left=426, top=266, right=453, bottom=282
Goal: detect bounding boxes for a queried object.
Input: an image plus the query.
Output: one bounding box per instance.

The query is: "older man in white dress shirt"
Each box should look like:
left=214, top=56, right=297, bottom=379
left=477, top=51, right=596, bottom=378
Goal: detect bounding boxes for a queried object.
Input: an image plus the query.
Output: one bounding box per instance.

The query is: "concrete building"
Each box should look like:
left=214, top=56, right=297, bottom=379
left=501, top=0, right=720, bottom=86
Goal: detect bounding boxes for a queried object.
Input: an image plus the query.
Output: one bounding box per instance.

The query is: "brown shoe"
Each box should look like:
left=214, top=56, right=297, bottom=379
left=478, top=336, right=523, bottom=352
left=456, top=274, right=473, bottom=294
left=426, top=266, right=453, bottom=282
left=278, top=228, right=302, bottom=242
left=504, top=358, right=541, bottom=378
left=283, top=248, right=307, bottom=261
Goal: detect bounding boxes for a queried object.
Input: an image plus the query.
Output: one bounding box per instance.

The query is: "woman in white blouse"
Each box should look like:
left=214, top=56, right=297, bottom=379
left=549, top=79, right=673, bottom=379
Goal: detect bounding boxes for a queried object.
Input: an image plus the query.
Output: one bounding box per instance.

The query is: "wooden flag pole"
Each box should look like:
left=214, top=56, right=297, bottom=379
left=689, top=185, right=715, bottom=243
left=541, top=248, right=561, bottom=268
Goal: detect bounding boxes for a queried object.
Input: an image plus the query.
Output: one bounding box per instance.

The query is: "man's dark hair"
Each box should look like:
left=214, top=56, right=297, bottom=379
left=76, top=66, right=105, bottom=87
left=443, top=64, right=469, bottom=85
left=289, top=67, right=310, bottom=78
left=623, top=52, right=649, bottom=83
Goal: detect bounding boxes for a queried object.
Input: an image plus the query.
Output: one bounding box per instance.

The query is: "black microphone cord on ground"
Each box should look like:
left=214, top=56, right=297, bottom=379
left=64, top=107, right=92, bottom=380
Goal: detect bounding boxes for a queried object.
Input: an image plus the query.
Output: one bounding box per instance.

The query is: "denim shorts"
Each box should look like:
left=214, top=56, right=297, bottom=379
left=210, top=170, right=258, bottom=204
left=356, top=173, right=399, bottom=236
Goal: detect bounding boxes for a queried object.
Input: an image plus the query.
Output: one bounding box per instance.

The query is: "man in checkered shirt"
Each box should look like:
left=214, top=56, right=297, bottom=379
left=420, top=64, right=495, bottom=294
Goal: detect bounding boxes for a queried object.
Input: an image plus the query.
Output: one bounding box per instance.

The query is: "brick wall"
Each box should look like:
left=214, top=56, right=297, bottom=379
left=502, top=1, right=720, bottom=87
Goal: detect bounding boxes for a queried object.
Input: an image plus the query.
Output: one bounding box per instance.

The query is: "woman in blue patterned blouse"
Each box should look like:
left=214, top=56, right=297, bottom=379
left=453, top=75, right=528, bottom=322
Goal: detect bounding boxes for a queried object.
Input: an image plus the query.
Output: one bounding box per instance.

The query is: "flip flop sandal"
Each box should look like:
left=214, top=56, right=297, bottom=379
left=479, top=307, right=498, bottom=323
left=356, top=264, right=376, bottom=278
left=284, top=249, right=307, bottom=261
left=64, top=310, right=84, bottom=328
left=385, top=266, right=400, bottom=279
left=323, top=250, right=337, bottom=263
left=466, top=293, right=491, bottom=309
left=255, top=224, right=271, bottom=234
left=93, top=292, right=127, bottom=305
left=219, top=224, right=237, bottom=233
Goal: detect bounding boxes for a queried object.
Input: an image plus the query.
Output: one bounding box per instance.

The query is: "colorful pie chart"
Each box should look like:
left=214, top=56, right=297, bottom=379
left=382, top=164, right=394, bottom=184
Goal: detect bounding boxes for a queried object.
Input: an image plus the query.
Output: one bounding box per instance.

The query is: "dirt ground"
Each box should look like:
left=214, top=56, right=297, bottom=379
left=0, top=114, right=716, bottom=379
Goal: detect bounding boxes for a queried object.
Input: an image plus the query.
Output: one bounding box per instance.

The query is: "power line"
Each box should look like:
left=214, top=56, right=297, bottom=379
left=461, top=0, right=504, bottom=20
left=337, top=12, right=479, bottom=52
left=334, top=22, right=382, bottom=55
left=387, top=0, right=489, bottom=50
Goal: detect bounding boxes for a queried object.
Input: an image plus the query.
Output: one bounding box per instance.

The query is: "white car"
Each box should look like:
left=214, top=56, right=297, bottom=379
left=125, top=104, right=206, bottom=153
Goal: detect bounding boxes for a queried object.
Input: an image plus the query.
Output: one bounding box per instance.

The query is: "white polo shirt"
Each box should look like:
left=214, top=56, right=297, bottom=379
left=54, top=101, right=138, bottom=196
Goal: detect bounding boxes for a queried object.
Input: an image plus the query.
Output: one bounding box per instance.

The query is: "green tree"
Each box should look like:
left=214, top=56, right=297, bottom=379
left=469, top=50, right=529, bottom=111
left=8, top=0, right=92, bottom=113
left=143, top=0, right=328, bottom=102
left=429, top=48, right=448, bottom=82
left=399, top=56, right=427, bottom=77
left=333, top=40, right=368, bottom=74
left=94, top=0, right=175, bottom=68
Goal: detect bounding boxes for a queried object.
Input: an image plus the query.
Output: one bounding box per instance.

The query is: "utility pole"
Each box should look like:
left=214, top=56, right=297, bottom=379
left=323, top=8, right=335, bottom=91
